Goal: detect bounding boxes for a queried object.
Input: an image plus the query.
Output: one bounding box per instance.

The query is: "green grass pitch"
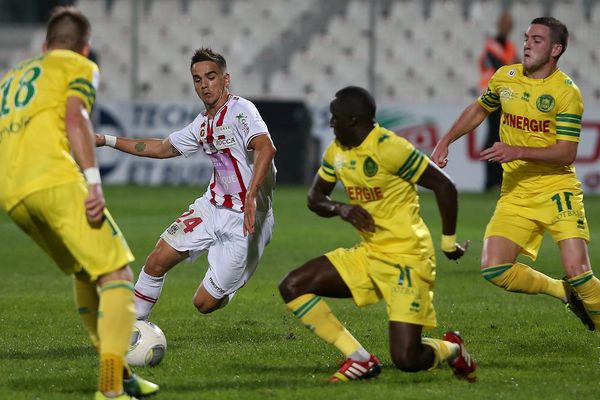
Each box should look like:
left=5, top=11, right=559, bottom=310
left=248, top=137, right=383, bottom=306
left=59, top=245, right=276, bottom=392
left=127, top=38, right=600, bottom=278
left=1, top=186, right=599, bottom=399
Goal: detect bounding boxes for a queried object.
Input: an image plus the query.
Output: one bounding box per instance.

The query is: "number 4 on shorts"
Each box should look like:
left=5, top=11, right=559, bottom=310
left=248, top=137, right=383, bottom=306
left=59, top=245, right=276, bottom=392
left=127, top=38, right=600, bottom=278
left=176, top=209, right=202, bottom=233
left=182, top=217, right=202, bottom=233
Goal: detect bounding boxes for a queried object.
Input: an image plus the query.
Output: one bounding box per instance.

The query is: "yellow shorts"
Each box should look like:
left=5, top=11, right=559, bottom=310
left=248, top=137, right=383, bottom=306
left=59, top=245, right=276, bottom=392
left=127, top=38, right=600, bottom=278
left=325, top=244, right=437, bottom=329
left=8, top=182, right=134, bottom=281
left=485, top=190, right=589, bottom=260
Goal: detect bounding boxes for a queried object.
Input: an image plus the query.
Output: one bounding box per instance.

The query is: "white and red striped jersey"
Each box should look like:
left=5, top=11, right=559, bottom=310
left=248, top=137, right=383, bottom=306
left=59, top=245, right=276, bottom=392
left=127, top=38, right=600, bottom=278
left=169, top=95, right=276, bottom=212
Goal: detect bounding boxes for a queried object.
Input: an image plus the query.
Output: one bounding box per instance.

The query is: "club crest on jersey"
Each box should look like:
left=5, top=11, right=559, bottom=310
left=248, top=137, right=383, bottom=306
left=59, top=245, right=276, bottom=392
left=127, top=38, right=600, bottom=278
left=363, top=157, right=378, bottom=177
left=536, top=95, right=555, bottom=113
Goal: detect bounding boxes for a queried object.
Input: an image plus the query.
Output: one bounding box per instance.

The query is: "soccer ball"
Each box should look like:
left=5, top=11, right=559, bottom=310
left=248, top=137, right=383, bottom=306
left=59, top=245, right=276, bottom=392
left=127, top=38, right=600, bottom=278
left=126, top=320, right=167, bottom=367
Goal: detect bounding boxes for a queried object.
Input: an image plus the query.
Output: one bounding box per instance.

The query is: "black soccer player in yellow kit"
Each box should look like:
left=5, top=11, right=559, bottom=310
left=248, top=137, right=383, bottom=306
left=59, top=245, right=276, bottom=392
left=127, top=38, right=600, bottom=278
left=279, top=86, right=476, bottom=382
left=432, top=17, right=599, bottom=332
left=0, top=7, right=157, bottom=399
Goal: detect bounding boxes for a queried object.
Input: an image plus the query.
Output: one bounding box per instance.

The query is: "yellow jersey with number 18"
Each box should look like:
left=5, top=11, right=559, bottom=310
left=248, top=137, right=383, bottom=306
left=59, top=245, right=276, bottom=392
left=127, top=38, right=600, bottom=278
left=478, top=64, right=583, bottom=195
left=0, top=49, right=99, bottom=212
left=318, top=125, right=433, bottom=259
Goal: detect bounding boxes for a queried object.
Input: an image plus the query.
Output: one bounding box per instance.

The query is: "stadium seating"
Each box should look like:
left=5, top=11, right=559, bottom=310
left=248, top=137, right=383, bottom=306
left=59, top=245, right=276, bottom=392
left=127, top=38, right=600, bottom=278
left=2, top=0, right=598, bottom=105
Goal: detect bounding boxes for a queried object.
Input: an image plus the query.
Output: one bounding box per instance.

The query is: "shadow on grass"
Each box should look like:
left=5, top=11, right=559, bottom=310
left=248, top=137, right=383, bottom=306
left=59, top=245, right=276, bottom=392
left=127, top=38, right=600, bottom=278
left=5, top=375, right=91, bottom=398
left=0, top=344, right=93, bottom=361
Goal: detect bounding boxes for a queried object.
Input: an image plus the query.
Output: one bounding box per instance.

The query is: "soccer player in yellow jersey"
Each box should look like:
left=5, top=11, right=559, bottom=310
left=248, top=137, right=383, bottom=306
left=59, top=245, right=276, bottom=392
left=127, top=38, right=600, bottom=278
left=432, top=17, right=599, bottom=332
left=279, top=86, right=476, bottom=382
left=0, top=7, right=157, bottom=400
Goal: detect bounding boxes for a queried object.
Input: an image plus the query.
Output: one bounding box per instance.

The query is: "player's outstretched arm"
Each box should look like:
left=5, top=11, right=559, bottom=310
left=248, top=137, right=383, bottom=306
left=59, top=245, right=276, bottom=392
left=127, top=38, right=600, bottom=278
left=95, top=133, right=181, bottom=159
left=307, top=175, right=374, bottom=232
left=243, top=134, right=277, bottom=235
left=65, top=96, right=105, bottom=225
left=417, top=160, right=469, bottom=260
left=431, top=101, right=489, bottom=168
left=480, top=139, right=578, bottom=165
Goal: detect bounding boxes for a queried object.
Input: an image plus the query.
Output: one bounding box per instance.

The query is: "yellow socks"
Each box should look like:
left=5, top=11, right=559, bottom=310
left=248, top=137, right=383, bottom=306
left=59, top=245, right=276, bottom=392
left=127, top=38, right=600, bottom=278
left=421, top=338, right=458, bottom=370
left=99, top=353, right=124, bottom=396
left=569, top=271, right=600, bottom=328
left=74, top=276, right=100, bottom=351
left=287, top=294, right=362, bottom=357
left=98, top=280, right=135, bottom=395
left=481, top=262, right=566, bottom=300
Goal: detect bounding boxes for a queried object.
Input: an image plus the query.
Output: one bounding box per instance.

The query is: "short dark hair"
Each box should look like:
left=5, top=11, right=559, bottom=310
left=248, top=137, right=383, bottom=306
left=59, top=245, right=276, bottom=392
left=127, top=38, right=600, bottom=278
left=46, top=6, right=91, bottom=52
left=335, top=86, right=376, bottom=121
left=190, top=48, right=227, bottom=71
left=530, top=17, right=568, bottom=59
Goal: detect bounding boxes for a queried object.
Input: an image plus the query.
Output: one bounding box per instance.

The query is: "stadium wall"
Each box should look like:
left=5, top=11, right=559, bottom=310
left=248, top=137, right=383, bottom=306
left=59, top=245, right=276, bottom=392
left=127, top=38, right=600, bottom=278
left=95, top=100, right=600, bottom=193
left=95, top=100, right=316, bottom=186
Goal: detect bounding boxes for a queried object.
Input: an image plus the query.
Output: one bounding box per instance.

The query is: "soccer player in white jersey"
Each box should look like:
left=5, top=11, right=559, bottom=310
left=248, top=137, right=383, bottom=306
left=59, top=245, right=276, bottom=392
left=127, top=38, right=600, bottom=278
left=96, top=48, right=276, bottom=318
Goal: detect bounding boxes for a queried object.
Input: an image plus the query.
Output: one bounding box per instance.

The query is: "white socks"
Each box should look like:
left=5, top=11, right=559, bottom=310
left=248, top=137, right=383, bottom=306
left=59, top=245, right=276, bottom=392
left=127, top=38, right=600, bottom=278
left=134, top=267, right=165, bottom=320
left=349, top=347, right=371, bottom=362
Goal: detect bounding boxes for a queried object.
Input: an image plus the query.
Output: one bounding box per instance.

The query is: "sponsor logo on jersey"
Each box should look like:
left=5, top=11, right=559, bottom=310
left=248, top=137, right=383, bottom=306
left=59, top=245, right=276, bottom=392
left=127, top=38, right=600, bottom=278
left=217, top=173, right=238, bottom=189
left=236, top=112, right=250, bottom=135
left=499, top=87, right=514, bottom=100
left=508, top=68, right=516, bottom=77
left=363, top=157, right=378, bottom=177
left=214, top=125, right=236, bottom=149
left=215, top=135, right=237, bottom=149
left=346, top=186, right=383, bottom=201
left=0, top=115, right=32, bottom=142
left=378, top=134, right=390, bottom=143
left=536, top=94, right=555, bottom=113
left=502, top=112, right=550, bottom=133
left=333, top=157, right=356, bottom=171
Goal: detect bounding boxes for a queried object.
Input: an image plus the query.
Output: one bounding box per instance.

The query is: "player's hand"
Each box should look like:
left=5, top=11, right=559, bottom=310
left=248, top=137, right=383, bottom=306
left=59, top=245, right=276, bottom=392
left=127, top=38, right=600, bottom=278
left=431, top=140, right=450, bottom=168
left=95, top=133, right=106, bottom=147
left=85, top=184, right=106, bottom=227
left=243, top=195, right=257, bottom=236
left=480, top=142, right=521, bottom=163
left=337, top=204, right=375, bottom=233
left=443, top=240, right=470, bottom=261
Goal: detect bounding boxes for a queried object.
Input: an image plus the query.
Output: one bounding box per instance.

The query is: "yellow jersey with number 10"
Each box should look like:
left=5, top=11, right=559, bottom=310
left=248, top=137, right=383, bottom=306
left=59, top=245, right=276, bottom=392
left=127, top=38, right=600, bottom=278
left=0, top=49, right=99, bottom=211
left=318, top=125, right=433, bottom=259
left=478, top=64, right=584, bottom=195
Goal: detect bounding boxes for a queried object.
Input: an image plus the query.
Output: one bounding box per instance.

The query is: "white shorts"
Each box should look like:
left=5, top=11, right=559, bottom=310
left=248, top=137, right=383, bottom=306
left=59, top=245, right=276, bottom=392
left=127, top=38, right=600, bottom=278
left=160, top=196, right=274, bottom=299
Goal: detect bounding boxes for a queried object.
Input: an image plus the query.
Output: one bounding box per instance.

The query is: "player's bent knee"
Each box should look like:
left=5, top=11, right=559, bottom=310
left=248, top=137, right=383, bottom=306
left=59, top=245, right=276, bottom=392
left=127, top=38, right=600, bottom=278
left=278, top=271, right=304, bottom=302
left=391, top=352, right=421, bottom=373
left=144, top=253, right=170, bottom=276
left=192, top=294, right=224, bottom=314
left=194, top=303, right=217, bottom=314
left=98, top=265, right=133, bottom=285
left=192, top=298, right=217, bottom=314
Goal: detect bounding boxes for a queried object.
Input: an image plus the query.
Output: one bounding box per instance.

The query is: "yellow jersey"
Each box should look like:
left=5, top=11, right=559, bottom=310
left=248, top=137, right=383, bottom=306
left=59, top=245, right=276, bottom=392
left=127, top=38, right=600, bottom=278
left=0, top=49, right=99, bottom=211
left=318, top=125, right=433, bottom=259
left=478, top=64, right=583, bottom=194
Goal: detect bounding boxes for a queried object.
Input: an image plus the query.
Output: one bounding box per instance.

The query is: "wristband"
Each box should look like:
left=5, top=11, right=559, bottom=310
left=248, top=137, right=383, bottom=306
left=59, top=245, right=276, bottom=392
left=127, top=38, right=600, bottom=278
left=104, top=135, right=117, bottom=148
left=441, top=234, right=457, bottom=252
left=83, top=167, right=102, bottom=185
